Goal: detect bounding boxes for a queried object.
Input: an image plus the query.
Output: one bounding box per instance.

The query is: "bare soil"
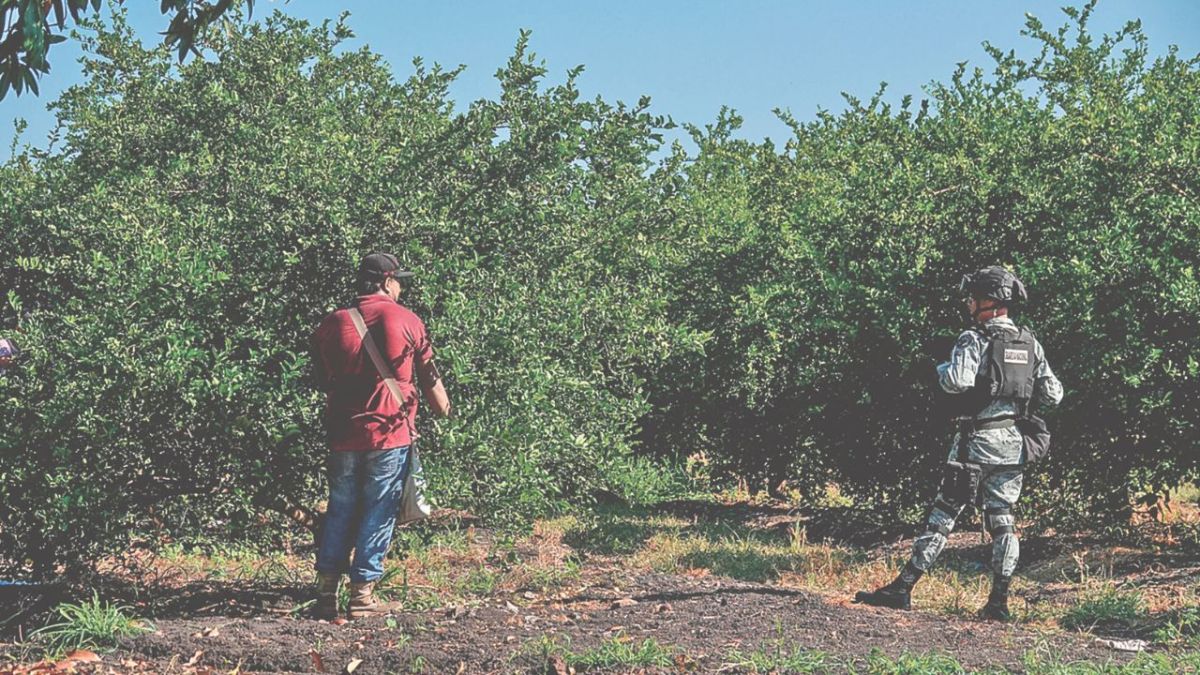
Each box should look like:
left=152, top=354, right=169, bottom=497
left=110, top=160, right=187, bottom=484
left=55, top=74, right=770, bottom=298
left=107, top=570, right=1122, bottom=674
left=5, top=499, right=1197, bottom=673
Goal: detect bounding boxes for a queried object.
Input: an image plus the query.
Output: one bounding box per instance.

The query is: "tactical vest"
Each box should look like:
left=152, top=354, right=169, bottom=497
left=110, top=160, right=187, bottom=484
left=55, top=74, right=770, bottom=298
left=938, top=324, right=1053, bottom=464
left=981, top=325, right=1037, bottom=406
left=942, top=325, right=1037, bottom=419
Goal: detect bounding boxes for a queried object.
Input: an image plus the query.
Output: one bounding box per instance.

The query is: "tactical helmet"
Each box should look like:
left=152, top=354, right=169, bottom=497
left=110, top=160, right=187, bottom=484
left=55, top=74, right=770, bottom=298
left=959, top=266, right=1027, bottom=304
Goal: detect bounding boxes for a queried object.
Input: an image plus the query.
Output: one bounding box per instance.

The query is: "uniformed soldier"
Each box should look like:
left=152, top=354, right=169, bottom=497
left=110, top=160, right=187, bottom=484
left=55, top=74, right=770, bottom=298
left=854, top=266, right=1063, bottom=620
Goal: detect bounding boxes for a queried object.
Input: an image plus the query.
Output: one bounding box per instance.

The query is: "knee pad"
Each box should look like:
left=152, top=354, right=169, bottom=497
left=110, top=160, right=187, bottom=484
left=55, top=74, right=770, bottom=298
left=985, top=506, right=1015, bottom=538
left=923, top=498, right=960, bottom=538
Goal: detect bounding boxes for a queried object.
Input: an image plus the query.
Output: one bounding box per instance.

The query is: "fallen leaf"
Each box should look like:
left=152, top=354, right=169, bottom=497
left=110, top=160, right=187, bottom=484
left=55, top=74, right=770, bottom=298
left=63, top=650, right=101, bottom=663
left=549, top=655, right=570, bottom=675
left=310, top=649, right=326, bottom=673
left=504, top=601, right=520, bottom=613
left=191, top=625, right=221, bottom=639
left=344, top=658, right=363, bottom=674
left=185, top=651, right=204, bottom=668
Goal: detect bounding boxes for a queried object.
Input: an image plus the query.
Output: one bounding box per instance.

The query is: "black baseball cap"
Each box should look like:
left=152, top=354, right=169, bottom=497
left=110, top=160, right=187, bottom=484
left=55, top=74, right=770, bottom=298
left=358, top=253, right=414, bottom=281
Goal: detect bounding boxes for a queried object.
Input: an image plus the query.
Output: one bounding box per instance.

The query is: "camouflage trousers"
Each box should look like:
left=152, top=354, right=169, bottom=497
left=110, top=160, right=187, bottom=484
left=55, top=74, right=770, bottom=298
left=909, top=465, right=1023, bottom=577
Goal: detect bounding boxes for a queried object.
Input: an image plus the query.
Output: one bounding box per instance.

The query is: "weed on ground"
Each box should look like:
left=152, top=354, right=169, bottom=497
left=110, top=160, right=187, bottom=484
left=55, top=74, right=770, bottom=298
left=29, top=594, right=150, bottom=656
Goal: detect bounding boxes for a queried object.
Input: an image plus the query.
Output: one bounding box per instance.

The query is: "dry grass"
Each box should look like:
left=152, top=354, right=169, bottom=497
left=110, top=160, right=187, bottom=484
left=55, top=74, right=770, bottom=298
left=93, top=498, right=1200, bottom=648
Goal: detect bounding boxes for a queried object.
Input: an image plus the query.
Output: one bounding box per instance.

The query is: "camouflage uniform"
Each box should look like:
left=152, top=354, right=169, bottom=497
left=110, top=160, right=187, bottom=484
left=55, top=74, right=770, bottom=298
left=855, top=266, right=1064, bottom=619
left=911, top=316, right=1063, bottom=577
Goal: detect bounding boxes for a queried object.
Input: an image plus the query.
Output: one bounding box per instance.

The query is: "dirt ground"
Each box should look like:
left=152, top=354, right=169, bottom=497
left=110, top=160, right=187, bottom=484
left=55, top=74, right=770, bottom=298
left=3, top=500, right=1197, bottom=674
left=107, top=572, right=1125, bottom=674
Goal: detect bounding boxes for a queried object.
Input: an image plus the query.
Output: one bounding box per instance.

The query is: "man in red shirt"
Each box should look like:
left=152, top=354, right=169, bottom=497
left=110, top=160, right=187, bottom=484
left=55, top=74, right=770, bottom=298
left=310, top=253, right=450, bottom=620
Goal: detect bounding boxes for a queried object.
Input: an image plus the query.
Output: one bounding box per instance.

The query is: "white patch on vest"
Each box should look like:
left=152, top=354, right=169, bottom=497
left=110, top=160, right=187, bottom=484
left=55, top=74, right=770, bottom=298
left=1004, top=349, right=1030, bottom=365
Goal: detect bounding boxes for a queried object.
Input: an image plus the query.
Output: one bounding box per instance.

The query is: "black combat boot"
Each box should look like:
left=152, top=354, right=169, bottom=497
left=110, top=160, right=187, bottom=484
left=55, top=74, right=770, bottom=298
left=854, top=563, right=923, bottom=610
left=978, top=574, right=1012, bottom=621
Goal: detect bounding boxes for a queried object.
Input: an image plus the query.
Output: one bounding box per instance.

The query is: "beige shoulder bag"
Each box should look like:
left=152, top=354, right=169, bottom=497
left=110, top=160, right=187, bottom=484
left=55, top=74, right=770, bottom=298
left=348, top=307, right=432, bottom=525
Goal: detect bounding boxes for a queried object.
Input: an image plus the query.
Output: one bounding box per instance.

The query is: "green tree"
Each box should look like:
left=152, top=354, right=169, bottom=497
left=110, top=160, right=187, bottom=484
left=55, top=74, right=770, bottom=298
left=2, top=2, right=1197, bottom=577
left=0, top=11, right=697, bottom=575
left=0, top=0, right=251, bottom=99
left=647, top=2, right=1200, bottom=523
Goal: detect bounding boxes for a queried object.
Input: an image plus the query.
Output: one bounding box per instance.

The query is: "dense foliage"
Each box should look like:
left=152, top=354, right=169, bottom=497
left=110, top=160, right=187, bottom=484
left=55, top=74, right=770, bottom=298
left=647, top=5, right=1200, bottom=525
left=1, top=3, right=1197, bottom=574
left=0, top=0, right=250, bottom=99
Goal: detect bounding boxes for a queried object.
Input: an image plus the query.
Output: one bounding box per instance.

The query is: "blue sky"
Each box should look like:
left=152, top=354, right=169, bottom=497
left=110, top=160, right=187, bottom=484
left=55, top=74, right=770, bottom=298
left=2, top=1, right=1198, bottom=152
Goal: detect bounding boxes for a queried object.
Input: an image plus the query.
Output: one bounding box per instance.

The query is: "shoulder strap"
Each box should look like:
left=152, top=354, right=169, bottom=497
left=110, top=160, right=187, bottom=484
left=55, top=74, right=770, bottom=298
left=349, top=308, right=405, bottom=403
left=349, top=307, right=417, bottom=439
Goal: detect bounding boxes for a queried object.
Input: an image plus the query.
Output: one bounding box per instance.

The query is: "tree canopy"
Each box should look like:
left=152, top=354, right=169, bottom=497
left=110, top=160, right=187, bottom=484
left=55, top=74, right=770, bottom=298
left=1, top=3, right=1197, bottom=575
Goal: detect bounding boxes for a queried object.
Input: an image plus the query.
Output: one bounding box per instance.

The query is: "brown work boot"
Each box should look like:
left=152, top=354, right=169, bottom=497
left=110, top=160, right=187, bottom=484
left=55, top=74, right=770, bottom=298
left=313, top=572, right=341, bottom=620
left=347, top=581, right=403, bottom=619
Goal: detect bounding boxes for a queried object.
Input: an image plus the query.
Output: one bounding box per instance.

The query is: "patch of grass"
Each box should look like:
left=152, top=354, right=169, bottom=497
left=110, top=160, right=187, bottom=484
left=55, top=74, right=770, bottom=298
left=1151, top=605, right=1200, bottom=645
left=147, top=542, right=309, bottom=586
left=31, top=594, right=151, bottom=654
left=516, top=634, right=569, bottom=664
left=724, top=640, right=831, bottom=673
left=620, top=519, right=855, bottom=584
left=635, top=530, right=795, bottom=582
left=1172, top=483, right=1199, bottom=505
left=456, top=566, right=501, bottom=596
left=860, top=648, right=965, bottom=674
left=516, top=633, right=676, bottom=672
left=373, top=566, right=441, bottom=611
left=561, top=507, right=689, bottom=556
left=518, top=557, right=582, bottom=592
left=406, top=653, right=428, bottom=673
left=1022, top=646, right=1200, bottom=674
left=1061, top=586, right=1149, bottom=632
left=567, top=634, right=676, bottom=671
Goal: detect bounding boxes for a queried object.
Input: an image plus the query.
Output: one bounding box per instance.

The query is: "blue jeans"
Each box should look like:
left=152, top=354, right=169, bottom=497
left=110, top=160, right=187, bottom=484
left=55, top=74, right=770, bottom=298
left=315, top=446, right=410, bottom=583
